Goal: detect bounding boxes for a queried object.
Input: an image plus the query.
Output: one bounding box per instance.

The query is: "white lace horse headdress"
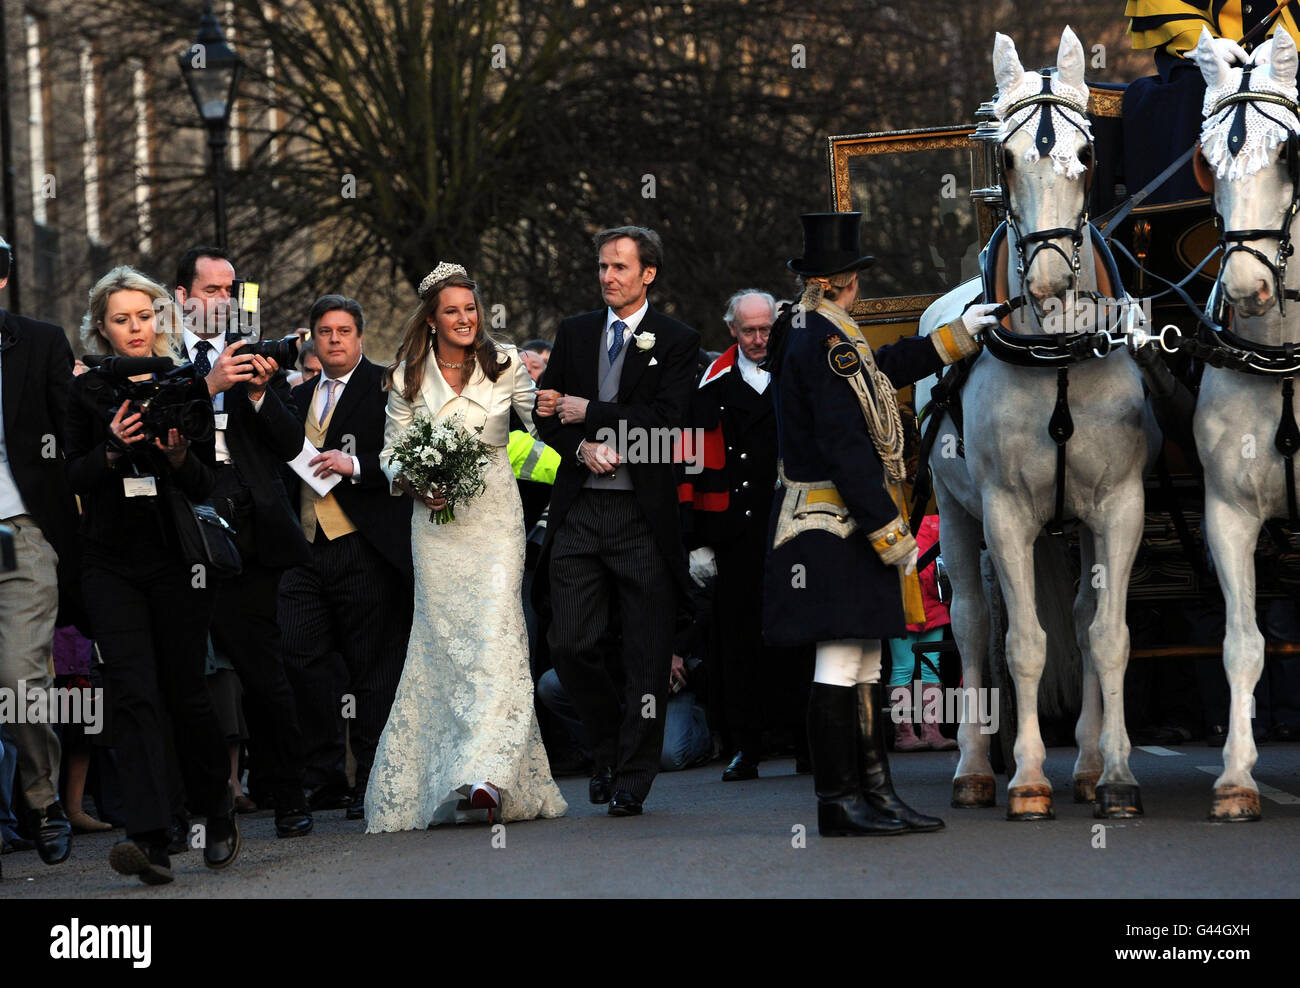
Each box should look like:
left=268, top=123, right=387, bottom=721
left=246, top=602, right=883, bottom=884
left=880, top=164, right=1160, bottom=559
left=1195, top=26, right=1300, bottom=182
left=993, top=26, right=1093, bottom=179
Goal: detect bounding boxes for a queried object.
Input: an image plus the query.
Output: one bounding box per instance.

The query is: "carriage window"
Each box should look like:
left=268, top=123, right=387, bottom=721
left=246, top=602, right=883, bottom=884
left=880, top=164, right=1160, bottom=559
left=829, top=127, right=990, bottom=323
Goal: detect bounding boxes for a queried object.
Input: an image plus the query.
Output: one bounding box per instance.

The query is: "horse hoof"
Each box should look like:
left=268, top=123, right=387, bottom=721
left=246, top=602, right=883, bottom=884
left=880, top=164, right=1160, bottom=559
left=1210, top=785, right=1261, bottom=822
left=951, top=774, right=996, bottom=808
left=1093, top=783, right=1143, bottom=818
left=1072, top=772, right=1100, bottom=804
left=1006, top=784, right=1054, bottom=821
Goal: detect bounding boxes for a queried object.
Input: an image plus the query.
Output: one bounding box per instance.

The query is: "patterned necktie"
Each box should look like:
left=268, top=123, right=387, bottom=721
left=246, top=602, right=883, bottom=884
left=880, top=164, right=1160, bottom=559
left=608, top=320, right=628, bottom=363
left=320, top=379, right=338, bottom=422
left=193, top=340, right=213, bottom=377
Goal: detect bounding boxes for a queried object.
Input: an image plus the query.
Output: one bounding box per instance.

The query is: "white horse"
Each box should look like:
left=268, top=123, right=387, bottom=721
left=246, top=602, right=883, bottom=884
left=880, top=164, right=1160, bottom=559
left=1189, top=27, right=1300, bottom=821
left=918, top=27, right=1158, bottom=819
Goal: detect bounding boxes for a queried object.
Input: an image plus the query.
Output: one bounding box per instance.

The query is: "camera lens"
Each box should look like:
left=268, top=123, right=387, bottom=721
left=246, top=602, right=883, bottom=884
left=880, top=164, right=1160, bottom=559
left=179, top=400, right=215, bottom=443
left=262, top=336, right=299, bottom=367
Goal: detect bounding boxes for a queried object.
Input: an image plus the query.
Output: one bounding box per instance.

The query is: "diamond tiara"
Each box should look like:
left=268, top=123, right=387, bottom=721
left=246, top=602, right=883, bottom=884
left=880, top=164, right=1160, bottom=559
left=418, top=262, right=469, bottom=299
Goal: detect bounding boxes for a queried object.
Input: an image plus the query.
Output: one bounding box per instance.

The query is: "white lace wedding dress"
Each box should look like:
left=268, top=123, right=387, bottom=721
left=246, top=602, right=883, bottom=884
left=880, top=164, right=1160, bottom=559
left=365, top=356, right=567, bottom=831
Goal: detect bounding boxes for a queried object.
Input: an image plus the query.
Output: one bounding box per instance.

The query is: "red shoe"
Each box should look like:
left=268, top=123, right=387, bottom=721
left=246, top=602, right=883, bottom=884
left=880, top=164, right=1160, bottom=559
left=468, top=782, right=501, bottom=823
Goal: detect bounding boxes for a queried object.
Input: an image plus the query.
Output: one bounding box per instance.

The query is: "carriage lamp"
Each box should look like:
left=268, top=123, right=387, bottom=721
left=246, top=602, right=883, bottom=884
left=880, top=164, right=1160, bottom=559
left=970, top=99, right=1005, bottom=214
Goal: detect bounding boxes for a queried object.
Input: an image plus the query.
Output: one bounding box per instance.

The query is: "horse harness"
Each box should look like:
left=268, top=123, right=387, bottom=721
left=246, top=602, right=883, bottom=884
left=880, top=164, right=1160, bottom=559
left=1177, top=69, right=1300, bottom=525
left=933, top=220, right=1131, bottom=538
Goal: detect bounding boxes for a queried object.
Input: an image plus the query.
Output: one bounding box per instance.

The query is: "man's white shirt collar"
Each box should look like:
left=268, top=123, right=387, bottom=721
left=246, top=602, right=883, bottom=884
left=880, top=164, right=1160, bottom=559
left=605, top=300, right=649, bottom=344
left=735, top=347, right=770, bottom=394
left=183, top=326, right=225, bottom=359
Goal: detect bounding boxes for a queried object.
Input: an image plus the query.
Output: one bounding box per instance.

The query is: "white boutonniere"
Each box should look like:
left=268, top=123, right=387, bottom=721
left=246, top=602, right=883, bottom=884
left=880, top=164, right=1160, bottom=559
left=633, top=331, right=656, bottom=351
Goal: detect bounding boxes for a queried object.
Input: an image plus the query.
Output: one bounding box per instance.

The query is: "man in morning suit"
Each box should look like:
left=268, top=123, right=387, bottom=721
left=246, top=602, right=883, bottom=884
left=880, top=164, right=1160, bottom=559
left=534, top=225, right=700, bottom=816
left=174, top=246, right=313, bottom=838
left=278, top=295, right=413, bottom=822
left=0, top=236, right=77, bottom=867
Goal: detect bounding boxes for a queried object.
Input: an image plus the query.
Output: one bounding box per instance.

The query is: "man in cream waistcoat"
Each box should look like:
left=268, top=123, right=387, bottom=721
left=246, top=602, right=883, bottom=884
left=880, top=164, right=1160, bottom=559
left=279, top=295, right=413, bottom=821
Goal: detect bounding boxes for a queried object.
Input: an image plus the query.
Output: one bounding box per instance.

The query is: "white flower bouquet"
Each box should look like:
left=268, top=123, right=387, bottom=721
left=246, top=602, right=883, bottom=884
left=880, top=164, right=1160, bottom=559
left=387, top=412, right=492, bottom=523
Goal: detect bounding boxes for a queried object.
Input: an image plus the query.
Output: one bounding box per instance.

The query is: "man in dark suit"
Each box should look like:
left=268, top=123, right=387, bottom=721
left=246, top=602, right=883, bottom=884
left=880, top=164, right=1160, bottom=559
left=534, top=225, right=699, bottom=816
left=278, top=295, right=413, bottom=822
left=174, top=246, right=313, bottom=838
left=0, top=236, right=76, bottom=866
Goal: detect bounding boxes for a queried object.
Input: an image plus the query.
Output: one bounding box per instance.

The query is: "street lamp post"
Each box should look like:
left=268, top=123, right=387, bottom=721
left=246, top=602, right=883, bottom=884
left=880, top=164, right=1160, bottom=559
left=178, top=2, right=244, bottom=250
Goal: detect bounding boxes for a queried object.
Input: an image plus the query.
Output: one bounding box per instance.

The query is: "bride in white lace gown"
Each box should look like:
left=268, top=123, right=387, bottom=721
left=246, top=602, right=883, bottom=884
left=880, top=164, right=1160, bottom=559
left=365, top=265, right=567, bottom=831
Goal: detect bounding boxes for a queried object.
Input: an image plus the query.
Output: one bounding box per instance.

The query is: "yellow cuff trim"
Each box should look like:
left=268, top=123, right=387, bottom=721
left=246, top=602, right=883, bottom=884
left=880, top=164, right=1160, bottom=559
left=867, top=515, right=915, bottom=566
left=933, top=319, right=980, bottom=365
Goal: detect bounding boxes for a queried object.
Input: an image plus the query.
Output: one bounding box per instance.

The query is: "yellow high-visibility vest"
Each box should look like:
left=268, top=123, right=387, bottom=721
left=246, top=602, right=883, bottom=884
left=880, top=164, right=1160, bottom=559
left=508, top=430, right=559, bottom=485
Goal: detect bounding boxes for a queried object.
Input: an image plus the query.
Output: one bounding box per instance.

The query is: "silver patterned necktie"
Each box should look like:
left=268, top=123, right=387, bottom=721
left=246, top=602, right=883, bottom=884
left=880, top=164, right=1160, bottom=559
left=320, top=378, right=338, bottom=422
left=608, top=320, right=628, bottom=363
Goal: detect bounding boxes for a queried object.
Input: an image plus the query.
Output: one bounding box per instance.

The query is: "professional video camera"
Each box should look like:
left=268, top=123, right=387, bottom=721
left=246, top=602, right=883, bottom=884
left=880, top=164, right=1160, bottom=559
left=82, top=355, right=215, bottom=444
left=220, top=279, right=300, bottom=367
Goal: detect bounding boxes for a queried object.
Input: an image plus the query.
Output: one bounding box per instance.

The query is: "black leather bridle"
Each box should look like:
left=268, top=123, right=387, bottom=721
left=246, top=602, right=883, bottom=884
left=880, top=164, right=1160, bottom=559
left=1205, top=65, right=1300, bottom=319
left=997, top=72, right=1096, bottom=310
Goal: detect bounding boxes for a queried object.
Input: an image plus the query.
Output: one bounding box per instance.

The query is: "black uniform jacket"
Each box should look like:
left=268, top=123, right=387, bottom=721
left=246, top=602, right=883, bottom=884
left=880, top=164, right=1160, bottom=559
left=762, top=311, right=947, bottom=646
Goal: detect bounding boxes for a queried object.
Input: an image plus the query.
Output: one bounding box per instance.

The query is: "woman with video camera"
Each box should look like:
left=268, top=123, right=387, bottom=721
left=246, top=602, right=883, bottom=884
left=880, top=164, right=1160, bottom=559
left=65, top=266, right=238, bottom=885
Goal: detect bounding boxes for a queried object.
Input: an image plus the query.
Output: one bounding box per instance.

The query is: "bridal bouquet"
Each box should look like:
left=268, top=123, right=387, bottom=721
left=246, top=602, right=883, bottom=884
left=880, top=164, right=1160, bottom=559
left=387, top=412, right=492, bottom=523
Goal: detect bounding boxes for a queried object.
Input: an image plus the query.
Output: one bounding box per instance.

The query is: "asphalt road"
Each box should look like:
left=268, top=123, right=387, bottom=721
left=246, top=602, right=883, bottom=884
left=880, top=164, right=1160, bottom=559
left=4, top=743, right=1299, bottom=899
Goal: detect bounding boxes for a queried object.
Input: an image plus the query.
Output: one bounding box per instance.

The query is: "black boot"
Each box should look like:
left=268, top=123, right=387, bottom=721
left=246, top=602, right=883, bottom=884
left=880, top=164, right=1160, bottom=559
left=857, top=683, right=944, bottom=833
left=31, top=802, right=73, bottom=865
left=808, top=684, right=905, bottom=836
left=204, top=785, right=242, bottom=870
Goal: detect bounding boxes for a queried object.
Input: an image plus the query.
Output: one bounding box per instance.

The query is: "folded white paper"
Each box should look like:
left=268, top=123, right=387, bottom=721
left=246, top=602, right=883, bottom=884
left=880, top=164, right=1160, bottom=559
left=289, top=438, right=343, bottom=496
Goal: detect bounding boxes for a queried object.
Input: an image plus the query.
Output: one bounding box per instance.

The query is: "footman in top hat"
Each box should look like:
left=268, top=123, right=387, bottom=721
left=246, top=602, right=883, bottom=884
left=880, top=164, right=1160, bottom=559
left=763, top=212, right=999, bottom=837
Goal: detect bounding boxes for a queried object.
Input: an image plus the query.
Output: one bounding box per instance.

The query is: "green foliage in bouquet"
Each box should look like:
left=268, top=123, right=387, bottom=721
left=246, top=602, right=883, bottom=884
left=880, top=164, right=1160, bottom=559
left=387, top=413, right=492, bottom=523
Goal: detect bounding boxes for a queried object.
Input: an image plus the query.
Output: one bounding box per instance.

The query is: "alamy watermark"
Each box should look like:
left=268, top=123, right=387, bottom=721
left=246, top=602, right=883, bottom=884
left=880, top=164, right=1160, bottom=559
left=0, top=680, right=104, bottom=735
left=890, top=681, right=999, bottom=735
left=593, top=422, right=705, bottom=475
left=1037, top=295, right=1152, bottom=339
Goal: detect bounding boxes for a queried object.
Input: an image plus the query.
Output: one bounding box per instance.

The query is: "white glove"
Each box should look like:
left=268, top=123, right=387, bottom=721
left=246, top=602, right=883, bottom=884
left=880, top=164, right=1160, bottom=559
left=962, top=302, right=1002, bottom=339
left=1209, top=36, right=1251, bottom=66
left=688, top=546, right=717, bottom=587
left=902, top=546, right=918, bottom=576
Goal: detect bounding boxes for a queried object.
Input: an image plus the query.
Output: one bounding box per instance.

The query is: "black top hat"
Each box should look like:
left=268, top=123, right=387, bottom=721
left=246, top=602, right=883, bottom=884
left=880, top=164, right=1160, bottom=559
left=787, top=212, right=874, bottom=277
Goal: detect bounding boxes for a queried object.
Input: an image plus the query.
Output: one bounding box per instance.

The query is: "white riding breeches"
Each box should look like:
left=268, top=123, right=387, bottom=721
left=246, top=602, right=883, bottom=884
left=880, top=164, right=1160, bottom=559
left=813, top=638, right=882, bottom=687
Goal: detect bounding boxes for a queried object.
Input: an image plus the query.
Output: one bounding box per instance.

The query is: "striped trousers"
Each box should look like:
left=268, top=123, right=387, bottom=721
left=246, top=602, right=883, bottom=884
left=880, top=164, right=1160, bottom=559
left=548, top=490, right=676, bottom=801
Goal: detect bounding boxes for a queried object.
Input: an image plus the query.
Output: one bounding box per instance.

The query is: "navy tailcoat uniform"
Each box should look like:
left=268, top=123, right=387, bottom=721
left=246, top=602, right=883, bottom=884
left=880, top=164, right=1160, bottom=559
left=762, top=310, right=949, bottom=647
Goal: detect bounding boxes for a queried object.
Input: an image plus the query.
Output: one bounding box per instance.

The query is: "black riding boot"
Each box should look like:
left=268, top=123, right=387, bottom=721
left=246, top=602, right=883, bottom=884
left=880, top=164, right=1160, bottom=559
left=808, top=684, right=906, bottom=836
left=857, top=683, right=944, bottom=832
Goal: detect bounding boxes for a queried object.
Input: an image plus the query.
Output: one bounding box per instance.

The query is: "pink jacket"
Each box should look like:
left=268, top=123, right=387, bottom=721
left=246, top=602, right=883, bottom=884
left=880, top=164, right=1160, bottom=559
left=908, top=515, right=950, bottom=633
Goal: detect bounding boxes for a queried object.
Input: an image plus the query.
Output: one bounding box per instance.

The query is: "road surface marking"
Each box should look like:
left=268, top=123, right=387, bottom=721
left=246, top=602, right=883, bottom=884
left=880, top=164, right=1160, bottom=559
left=1136, top=746, right=1183, bottom=756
